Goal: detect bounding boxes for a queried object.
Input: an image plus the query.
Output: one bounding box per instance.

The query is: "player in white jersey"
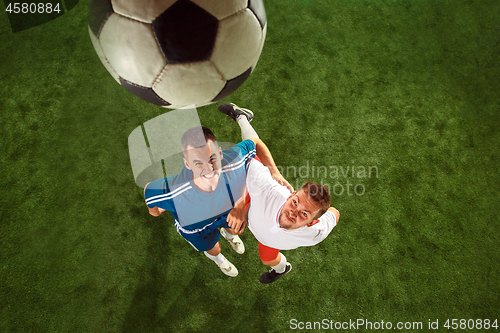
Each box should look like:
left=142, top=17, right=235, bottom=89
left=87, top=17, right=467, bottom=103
left=244, top=159, right=340, bottom=283
left=217, top=104, right=341, bottom=283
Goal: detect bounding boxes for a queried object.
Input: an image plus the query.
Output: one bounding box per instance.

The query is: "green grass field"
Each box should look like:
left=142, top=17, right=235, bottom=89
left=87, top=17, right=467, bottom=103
left=1, top=0, right=499, bottom=332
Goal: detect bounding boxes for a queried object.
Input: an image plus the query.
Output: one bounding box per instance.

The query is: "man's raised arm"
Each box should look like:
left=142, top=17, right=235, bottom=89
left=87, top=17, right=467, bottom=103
left=248, top=137, right=294, bottom=193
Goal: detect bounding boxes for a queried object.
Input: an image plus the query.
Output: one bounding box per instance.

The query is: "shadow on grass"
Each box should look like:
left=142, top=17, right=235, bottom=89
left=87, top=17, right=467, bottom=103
left=121, top=213, right=172, bottom=332
left=119, top=212, right=275, bottom=332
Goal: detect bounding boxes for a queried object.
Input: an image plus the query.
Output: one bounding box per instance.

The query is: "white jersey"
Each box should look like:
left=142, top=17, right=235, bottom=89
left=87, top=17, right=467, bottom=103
left=246, top=159, right=337, bottom=250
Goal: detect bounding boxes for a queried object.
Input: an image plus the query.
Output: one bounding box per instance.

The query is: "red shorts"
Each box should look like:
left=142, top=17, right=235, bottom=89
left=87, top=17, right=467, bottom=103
left=258, top=242, right=280, bottom=262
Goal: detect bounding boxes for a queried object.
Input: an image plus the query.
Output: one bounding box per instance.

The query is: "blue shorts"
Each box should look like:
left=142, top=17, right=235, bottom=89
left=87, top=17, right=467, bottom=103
left=174, top=216, right=231, bottom=252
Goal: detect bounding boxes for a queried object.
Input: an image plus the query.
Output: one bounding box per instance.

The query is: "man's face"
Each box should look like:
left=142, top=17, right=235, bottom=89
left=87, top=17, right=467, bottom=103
left=183, top=140, right=223, bottom=192
left=278, top=190, right=321, bottom=230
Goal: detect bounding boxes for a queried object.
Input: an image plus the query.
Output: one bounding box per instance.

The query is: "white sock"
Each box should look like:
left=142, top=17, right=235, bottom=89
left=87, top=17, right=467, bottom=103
left=223, top=228, right=235, bottom=240
left=237, top=115, right=259, bottom=140
left=205, top=251, right=226, bottom=265
left=271, top=253, right=287, bottom=273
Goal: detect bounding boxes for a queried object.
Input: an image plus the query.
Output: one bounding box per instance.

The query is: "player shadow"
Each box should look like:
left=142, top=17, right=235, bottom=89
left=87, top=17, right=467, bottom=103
left=121, top=211, right=173, bottom=332
left=119, top=212, right=227, bottom=332
left=120, top=209, right=276, bottom=332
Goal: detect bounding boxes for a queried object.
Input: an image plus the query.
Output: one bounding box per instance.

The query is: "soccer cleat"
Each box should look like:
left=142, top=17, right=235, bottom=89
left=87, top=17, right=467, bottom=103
left=259, top=263, right=292, bottom=284
left=217, top=258, right=238, bottom=277
left=220, top=228, right=245, bottom=254
left=218, top=103, right=254, bottom=122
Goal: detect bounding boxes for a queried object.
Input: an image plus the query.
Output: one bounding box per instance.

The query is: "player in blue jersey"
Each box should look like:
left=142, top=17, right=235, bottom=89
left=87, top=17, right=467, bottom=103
left=144, top=104, right=292, bottom=277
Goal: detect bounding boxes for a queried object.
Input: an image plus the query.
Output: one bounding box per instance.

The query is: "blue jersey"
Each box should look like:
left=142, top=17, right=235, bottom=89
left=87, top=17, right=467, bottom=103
left=145, top=140, right=256, bottom=232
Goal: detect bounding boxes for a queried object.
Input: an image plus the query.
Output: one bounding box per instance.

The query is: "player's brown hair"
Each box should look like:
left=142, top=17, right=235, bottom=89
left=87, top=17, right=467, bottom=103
left=299, top=181, right=331, bottom=219
left=181, top=126, right=218, bottom=152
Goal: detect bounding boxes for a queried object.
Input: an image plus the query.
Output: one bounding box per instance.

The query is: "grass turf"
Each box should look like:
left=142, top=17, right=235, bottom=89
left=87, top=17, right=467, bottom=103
left=1, top=0, right=499, bottom=332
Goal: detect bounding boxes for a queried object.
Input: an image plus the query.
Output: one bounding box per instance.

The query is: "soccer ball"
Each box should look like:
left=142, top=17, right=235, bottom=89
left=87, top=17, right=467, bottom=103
left=88, top=0, right=267, bottom=109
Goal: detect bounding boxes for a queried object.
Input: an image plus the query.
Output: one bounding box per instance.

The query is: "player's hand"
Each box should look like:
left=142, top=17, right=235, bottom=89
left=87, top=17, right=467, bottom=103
left=272, top=173, right=294, bottom=193
left=227, top=205, right=247, bottom=234
left=236, top=220, right=246, bottom=234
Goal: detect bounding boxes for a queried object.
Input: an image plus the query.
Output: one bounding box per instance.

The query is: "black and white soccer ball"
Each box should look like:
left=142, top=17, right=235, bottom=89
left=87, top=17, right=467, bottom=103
left=88, top=0, right=267, bottom=109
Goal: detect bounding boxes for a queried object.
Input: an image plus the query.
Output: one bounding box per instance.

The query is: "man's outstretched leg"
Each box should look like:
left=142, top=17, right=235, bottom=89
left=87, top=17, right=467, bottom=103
left=218, top=102, right=258, bottom=250
left=218, top=103, right=258, bottom=140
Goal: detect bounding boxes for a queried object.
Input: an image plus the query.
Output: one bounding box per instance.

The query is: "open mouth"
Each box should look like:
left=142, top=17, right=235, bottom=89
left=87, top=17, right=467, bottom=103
left=203, top=172, right=217, bottom=179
